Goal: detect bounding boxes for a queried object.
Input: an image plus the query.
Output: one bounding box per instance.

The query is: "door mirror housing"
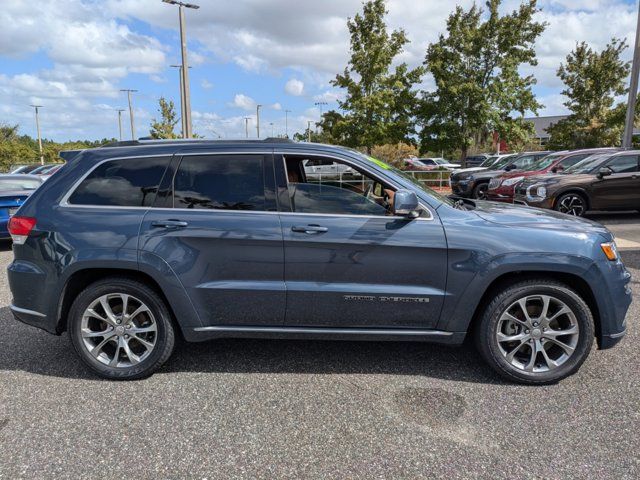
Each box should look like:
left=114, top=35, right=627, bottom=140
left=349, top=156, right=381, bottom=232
left=597, top=166, right=613, bottom=179
left=505, top=164, right=516, bottom=171
left=393, top=189, right=419, bottom=218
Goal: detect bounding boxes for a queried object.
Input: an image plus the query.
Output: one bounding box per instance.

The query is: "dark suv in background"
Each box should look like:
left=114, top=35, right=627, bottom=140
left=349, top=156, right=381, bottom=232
left=7, top=140, right=631, bottom=384
left=515, top=150, right=640, bottom=216
left=450, top=151, right=552, bottom=199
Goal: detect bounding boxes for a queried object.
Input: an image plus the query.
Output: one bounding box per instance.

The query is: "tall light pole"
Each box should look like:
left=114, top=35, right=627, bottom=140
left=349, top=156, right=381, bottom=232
left=30, top=105, right=44, bottom=164
left=120, top=89, right=138, bottom=140
left=256, top=104, right=262, bottom=138
left=116, top=109, right=126, bottom=141
left=624, top=0, right=640, bottom=147
left=269, top=122, right=274, bottom=137
left=307, top=120, right=313, bottom=143
left=314, top=101, right=328, bottom=134
left=284, top=109, right=291, bottom=138
left=170, top=64, right=187, bottom=137
left=163, top=0, right=199, bottom=138
left=244, top=117, right=250, bottom=138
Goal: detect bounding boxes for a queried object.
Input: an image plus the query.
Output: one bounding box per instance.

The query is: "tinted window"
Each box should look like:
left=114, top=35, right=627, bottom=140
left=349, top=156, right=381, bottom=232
left=606, top=155, right=639, bottom=173
left=174, top=155, right=266, bottom=210
left=69, top=157, right=169, bottom=206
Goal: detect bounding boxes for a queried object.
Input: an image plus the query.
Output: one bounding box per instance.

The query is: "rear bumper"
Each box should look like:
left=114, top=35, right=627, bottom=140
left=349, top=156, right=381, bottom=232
left=9, top=304, right=57, bottom=334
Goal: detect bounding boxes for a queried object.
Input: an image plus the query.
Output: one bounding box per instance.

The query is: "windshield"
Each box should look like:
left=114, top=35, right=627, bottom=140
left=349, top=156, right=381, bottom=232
left=493, top=155, right=515, bottom=169
left=480, top=156, right=498, bottom=167
left=359, top=153, right=454, bottom=206
left=525, top=154, right=561, bottom=172
left=0, top=178, right=41, bottom=191
left=565, top=153, right=612, bottom=174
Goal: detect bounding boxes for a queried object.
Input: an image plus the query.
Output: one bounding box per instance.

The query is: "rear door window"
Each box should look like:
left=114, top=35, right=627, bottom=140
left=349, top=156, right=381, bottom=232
left=173, top=154, right=267, bottom=211
left=68, top=157, right=170, bottom=207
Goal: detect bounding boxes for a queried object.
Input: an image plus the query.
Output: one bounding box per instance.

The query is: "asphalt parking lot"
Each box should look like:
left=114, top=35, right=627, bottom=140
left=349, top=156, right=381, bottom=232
left=0, top=213, right=638, bottom=479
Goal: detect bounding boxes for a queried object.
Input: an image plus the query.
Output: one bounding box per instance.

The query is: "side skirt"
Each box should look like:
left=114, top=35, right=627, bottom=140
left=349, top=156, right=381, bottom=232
left=184, top=325, right=466, bottom=344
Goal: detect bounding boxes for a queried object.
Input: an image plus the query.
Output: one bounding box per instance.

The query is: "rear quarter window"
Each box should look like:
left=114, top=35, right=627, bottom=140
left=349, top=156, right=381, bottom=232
left=67, top=157, right=170, bottom=207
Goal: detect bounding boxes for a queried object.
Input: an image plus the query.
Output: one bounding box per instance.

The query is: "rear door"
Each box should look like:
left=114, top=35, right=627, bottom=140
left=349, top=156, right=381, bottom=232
left=277, top=152, right=448, bottom=329
left=591, top=154, right=640, bottom=210
left=138, top=150, right=286, bottom=327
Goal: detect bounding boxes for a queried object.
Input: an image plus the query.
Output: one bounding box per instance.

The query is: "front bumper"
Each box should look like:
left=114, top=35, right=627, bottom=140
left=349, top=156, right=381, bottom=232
left=486, top=192, right=513, bottom=203
left=450, top=180, right=475, bottom=198
left=513, top=194, right=555, bottom=210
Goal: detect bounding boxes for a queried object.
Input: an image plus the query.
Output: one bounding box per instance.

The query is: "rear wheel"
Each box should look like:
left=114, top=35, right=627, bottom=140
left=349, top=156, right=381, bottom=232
left=475, top=279, right=594, bottom=384
left=555, top=192, right=587, bottom=216
left=68, top=277, right=175, bottom=380
left=473, top=182, right=489, bottom=200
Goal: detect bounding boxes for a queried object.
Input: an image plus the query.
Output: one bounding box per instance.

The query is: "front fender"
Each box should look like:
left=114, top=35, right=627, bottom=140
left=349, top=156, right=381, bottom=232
left=437, top=252, right=596, bottom=334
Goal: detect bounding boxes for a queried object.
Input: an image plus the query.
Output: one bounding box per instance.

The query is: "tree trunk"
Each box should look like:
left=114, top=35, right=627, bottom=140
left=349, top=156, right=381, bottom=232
left=460, top=146, right=468, bottom=169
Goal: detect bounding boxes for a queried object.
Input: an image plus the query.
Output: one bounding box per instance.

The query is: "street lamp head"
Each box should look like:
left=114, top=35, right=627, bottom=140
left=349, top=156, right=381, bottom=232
left=162, top=0, right=200, bottom=9
left=30, top=104, right=43, bottom=108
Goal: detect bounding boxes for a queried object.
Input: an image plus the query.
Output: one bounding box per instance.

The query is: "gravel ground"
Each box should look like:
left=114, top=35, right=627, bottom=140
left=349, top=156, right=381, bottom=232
left=0, top=215, right=638, bottom=479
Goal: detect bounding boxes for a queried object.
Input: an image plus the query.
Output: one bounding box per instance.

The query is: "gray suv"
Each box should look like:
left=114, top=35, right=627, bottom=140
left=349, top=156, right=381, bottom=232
left=7, top=140, right=632, bottom=384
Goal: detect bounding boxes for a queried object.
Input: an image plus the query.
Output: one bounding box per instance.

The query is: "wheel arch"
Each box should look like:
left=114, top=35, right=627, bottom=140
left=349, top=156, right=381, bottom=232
left=465, top=270, right=601, bottom=346
left=56, top=268, right=185, bottom=338
left=553, top=188, right=591, bottom=211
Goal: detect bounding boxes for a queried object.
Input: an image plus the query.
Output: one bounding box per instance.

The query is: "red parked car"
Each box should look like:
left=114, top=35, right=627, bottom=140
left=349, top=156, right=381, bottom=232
left=486, top=148, right=620, bottom=203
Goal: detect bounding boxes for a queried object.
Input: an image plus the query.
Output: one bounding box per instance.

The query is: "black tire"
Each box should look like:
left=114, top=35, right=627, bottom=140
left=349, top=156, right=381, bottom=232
left=473, top=182, right=489, bottom=200
left=554, top=192, right=588, bottom=217
left=475, top=279, right=594, bottom=385
left=68, top=277, right=175, bottom=380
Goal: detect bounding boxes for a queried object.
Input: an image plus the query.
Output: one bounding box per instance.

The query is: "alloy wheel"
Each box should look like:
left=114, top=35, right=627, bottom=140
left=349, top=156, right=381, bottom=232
left=495, top=294, right=579, bottom=373
left=475, top=184, right=488, bottom=200
left=80, top=293, right=158, bottom=368
left=557, top=195, right=585, bottom=216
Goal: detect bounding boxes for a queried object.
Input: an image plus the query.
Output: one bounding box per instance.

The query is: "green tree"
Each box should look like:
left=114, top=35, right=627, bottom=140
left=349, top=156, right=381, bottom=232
left=331, top=0, right=424, bottom=153
left=418, top=0, right=545, bottom=164
left=150, top=97, right=180, bottom=139
left=546, top=39, right=631, bottom=149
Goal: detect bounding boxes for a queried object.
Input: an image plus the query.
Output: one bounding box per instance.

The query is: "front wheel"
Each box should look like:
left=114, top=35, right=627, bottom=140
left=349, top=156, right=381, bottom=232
left=475, top=279, right=594, bottom=384
left=555, top=192, right=587, bottom=216
left=473, top=182, right=489, bottom=200
left=68, top=277, right=175, bottom=380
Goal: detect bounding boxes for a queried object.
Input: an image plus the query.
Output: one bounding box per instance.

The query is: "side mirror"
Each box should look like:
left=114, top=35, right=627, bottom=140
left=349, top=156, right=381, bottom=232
left=597, top=167, right=613, bottom=179
left=393, top=189, right=419, bottom=218
left=505, top=164, right=516, bottom=171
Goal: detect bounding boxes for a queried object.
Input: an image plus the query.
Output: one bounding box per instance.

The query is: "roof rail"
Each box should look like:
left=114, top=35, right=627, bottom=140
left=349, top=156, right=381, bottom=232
left=100, top=137, right=294, bottom=148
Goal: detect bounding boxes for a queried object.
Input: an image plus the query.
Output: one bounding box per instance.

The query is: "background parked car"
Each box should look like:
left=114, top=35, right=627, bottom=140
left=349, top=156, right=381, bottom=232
left=10, top=165, right=42, bottom=174
left=418, top=157, right=461, bottom=170
left=0, top=174, right=45, bottom=239
left=464, top=154, right=492, bottom=166
left=514, top=150, right=640, bottom=216
left=451, top=151, right=552, bottom=199
left=487, top=148, right=620, bottom=203
left=29, top=164, right=61, bottom=175
left=403, top=157, right=434, bottom=171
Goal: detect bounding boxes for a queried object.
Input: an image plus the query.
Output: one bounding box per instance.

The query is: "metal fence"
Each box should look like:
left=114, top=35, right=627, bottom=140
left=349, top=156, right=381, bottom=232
left=403, top=170, right=452, bottom=190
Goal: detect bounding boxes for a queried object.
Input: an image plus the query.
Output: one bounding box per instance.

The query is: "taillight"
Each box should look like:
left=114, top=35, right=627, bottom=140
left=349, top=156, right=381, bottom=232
left=8, top=216, right=36, bottom=244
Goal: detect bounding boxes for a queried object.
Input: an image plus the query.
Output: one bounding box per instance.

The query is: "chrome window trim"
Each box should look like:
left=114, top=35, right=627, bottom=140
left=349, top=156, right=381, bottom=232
left=58, top=149, right=435, bottom=221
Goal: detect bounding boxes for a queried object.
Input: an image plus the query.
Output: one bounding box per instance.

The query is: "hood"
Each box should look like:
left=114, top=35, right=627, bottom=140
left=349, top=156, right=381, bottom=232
left=469, top=168, right=510, bottom=180
left=519, top=173, right=593, bottom=188
left=472, top=201, right=610, bottom=237
left=452, top=166, right=487, bottom=178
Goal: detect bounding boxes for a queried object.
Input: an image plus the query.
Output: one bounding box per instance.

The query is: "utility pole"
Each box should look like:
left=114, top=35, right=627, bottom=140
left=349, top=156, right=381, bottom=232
left=307, top=120, right=313, bottom=143
left=256, top=104, right=262, bottom=138
left=116, top=109, right=126, bottom=141
left=244, top=117, right=250, bottom=138
left=30, top=105, right=44, bottom=164
left=163, top=0, right=200, bottom=138
left=284, top=109, right=291, bottom=138
left=170, top=64, right=187, bottom=137
left=120, top=89, right=138, bottom=140
left=624, top=0, right=640, bottom=147
left=314, top=101, right=328, bottom=134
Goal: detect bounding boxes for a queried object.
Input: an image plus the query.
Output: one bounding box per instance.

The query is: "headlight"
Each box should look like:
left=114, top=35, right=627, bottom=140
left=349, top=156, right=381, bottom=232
left=536, top=186, right=547, bottom=198
left=502, top=176, right=525, bottom=187
left=526, top=184, right=547, bottom=199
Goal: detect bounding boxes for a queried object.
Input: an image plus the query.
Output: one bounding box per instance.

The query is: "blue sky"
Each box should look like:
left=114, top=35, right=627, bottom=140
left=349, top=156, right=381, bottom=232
left=0, top=0, right=638, bottom=142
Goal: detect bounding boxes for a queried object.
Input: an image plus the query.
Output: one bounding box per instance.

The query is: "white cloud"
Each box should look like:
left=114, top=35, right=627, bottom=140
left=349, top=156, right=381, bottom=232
left=201, top=79, right=214, bottom=89
left=285, top=78, right=305, bottom=96
left=229, top=93, right=256, bottom=111
left=271, top=103, right=282, bottom=111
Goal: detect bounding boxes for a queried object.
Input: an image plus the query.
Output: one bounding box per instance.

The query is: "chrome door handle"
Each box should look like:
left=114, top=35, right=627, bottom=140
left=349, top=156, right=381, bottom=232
left=291, top=225, right=328, bottom=234
left=152, top=220, right=189, bottom=229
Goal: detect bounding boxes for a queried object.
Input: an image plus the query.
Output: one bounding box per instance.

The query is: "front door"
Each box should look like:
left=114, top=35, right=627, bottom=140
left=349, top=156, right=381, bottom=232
left=277, top=152, right=448, bottom=329
left=591, top=154, right=640, bottom=210
left=139, top=151, right=286, bottom=327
